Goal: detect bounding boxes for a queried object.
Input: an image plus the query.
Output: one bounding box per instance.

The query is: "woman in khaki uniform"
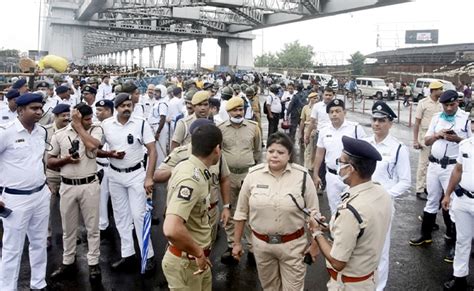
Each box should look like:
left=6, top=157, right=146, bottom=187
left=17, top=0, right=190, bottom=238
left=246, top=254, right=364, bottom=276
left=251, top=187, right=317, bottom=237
left=299, top=92, right=318, bottom=170
left=232, top=132, right=319, bottom=291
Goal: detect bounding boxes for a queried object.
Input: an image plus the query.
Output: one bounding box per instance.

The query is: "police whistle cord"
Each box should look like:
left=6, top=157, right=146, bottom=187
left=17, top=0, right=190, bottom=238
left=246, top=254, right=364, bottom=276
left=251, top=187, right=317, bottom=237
left=287, top=193, right=328, bottom=228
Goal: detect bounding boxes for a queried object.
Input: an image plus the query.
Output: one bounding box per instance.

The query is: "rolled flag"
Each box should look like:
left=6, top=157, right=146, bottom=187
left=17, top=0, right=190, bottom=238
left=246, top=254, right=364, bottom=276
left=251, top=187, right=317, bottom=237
left=140, top=199, right=153, bottom=274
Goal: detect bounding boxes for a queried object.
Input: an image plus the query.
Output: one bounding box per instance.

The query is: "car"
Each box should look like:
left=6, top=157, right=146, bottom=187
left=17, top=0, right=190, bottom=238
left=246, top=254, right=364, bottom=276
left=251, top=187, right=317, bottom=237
left=300, top=73, right=332, bottom=88
left=413, top=78, right=463, bottom=102
left=355, top=77, right=390, bottom=100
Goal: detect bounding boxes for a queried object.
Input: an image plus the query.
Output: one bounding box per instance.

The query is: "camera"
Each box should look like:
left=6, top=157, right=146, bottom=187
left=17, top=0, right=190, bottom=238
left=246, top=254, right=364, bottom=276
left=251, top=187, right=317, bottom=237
left=127, top=134, right=134, bottom=144
left=68, top=139, right=80, bottom=159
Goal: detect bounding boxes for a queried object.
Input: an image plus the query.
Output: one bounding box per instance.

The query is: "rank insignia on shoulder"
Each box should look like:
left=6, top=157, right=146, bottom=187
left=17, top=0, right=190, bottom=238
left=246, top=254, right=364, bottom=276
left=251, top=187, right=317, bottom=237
left=192, top=168, right=201, bottom=181
left=177, top=186, right=193, bottom=201
left=204, top=169, right=211, bottom=180
left=163, top=156, right=171, bottom=163
left=341, top=192, right=350, bottom=201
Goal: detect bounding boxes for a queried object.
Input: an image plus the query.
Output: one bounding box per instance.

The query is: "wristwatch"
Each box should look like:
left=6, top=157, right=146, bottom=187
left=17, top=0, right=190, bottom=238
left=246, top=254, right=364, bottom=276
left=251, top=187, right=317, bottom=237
left=223, top=204, right=231, bottom=210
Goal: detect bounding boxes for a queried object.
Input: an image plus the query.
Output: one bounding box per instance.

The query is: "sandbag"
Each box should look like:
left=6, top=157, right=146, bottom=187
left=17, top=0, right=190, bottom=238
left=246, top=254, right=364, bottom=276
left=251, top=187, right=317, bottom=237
left=18, top=57, right=36, bottom=72
left=38, top=55, right=68, bottom=73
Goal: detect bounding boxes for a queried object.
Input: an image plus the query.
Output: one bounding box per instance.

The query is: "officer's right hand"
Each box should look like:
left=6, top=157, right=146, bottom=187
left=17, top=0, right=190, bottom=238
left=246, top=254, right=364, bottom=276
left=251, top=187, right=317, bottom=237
left=231, top=242, right=243, bottom=261
left=65, top=155, right=80, bottom=164
left=194, top=252, right=212, bottom=275
left=441, top=194, right=451, bottom=210
left=110, top=150, right=126, bottom=159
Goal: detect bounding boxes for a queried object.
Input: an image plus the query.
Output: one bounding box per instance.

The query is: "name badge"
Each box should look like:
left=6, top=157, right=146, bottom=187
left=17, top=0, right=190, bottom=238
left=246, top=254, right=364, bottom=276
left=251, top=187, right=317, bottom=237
left=256, top=184, right=269, bottom=189
left=15, top=139, right=25, bottom=143
left=2, top=116, right=8, bottom=120
left=463, top=153, right=469, bottom=158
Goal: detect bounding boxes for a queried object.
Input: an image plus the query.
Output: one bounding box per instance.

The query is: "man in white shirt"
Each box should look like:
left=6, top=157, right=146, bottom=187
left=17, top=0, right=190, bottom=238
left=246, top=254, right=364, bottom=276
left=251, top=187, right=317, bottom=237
left=265, top=84, right=282, bottom=139
left=0, top=89, right=20, bottom=125
left=139, top=84, right=157, bottom=119
left=96, top=75, right=113, bottom=101
left=56, top=86, right=77, bottom=107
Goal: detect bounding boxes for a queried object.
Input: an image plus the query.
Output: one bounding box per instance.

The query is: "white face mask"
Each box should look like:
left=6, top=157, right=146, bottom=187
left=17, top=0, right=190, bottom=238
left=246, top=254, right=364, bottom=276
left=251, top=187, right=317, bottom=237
left=230, top=116, right=244, bottom=124
left=336, top=163, right=351, bottom=184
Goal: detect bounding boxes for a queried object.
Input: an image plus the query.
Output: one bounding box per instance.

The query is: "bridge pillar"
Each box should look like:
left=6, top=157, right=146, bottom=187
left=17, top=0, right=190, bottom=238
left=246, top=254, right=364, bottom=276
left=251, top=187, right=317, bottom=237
left=196, top=38, right=203, bottom=70
left=139, top=48, right=143, bottom=68
left=149, top=46, right=155, bottom=67
left=124, top=50, right=128, bottom=67
left=218, top=37, right=253, bottom=68
left=159, top=44, right=166, bottom=68
left=176, top=42, right=182, bottom=70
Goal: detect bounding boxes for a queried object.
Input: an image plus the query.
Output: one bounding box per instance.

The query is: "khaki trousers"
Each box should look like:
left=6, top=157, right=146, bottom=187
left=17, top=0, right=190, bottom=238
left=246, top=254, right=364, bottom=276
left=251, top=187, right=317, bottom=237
left=253, top=234, right=307, bottom=291
left=209, top=204, right=219, bottom=245
left=415, top=130, right=431, bottom=193
left=327, top=275, right=376, bottom=291
left=162, top=250, right=212, bottom=291
left=47, top=173, right=60, bottom=237
left=59, top=180, right=100, bottom=265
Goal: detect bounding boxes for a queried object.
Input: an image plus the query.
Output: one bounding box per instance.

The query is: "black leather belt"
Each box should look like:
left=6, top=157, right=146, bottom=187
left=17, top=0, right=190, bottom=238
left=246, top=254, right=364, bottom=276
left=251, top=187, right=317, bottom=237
left=110, top=162, right=142, bottom=173
left=0, top=186, right=3, bottom=193
left=327, top=167, right=337, bottom=175
left=97, top=161, right=109, bottom=167
left=455, top=186, right=474, bottom=199
left=428, top=155, right=456, bottom=167
left=4, top=182, right=46, bottom=195
left=229, top=167, right=249, bottom=174
left=61, top=175, right=97, bottom=186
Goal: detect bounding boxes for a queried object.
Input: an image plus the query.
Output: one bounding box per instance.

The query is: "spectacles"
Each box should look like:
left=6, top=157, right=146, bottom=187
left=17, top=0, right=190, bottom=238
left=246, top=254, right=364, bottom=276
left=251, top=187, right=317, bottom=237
left=336, top=158, right=350, bottom=166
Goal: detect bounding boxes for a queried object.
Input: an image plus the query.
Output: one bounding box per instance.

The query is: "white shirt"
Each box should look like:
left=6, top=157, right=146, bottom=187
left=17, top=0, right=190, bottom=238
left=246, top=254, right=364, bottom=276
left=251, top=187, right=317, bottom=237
left=102, top=116, right=155, bottom=168
left=71, top=86, right=81, bottom=102
left=317, top=120, right=366, bottom=169
left=168, top=97, right=185, bottom=121
left=148, top=98, right=169, bottom=132
left=139, top=94, right=157, bottom=119
left=364, top=134, right=411, bottom=198
left=132, top=103, right=146, bottom=119
left=242, top=95, right=253, bottom=120
left=457, top=137, right=474, bottom=191
left=0, top=119, right=46, bottom=189
left=96, top=83, right=113, bottom=100
left=310, top=101, right=331, bottom=130
left=0, top=104, right=17, bottom=125
left=58, top=96, right=77, bottom=107
left=426, top=110, right=472, bottom=159
left=266, top=92, right=282, bottom=113
left=281, top=91, right=295, bottom=110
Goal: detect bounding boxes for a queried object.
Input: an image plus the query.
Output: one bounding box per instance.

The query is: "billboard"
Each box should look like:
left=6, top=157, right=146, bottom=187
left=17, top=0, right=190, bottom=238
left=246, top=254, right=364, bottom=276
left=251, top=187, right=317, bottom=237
left=405, top=30, right=439, bottom=44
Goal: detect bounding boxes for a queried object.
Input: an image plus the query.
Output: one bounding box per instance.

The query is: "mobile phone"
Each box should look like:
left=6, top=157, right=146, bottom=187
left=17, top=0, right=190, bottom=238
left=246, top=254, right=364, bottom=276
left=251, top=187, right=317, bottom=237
left=445, top=130, right=455, bottom=135
left=0, top=205, right=12, bottom=218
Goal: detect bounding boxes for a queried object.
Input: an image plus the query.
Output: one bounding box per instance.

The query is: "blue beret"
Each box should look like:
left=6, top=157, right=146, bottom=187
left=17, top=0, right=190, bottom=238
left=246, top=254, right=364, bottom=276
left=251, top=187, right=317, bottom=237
left=372, top=101, right=397, bottom=120
left=15, top=93, right=43, bottom=106
left=439, top=90, right=458, bottom=104
left=6, top=89, right=20, bottom=99
left=342, top=136, right=382, bottom=161
left=36, top=81, right=50, bottom=89
left=12, top=79, right=27, bottom=89
left=95, top=99, right=114, bottom=110
left=55, top=85, right=69, bottom=94
left=52, top=104, right=70, bottom=115
left=189, top=118, right=214, bottom=134
left=114, top=93, right=132, bottom=108
left=83, top=85, right=97, bottom=94
left=326, top=98, right=345, bottom=113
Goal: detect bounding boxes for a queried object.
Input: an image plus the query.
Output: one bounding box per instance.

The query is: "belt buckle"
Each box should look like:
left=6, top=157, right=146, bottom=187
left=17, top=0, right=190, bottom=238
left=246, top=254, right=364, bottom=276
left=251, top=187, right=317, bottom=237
left=268, top=235, right=282, bottom=244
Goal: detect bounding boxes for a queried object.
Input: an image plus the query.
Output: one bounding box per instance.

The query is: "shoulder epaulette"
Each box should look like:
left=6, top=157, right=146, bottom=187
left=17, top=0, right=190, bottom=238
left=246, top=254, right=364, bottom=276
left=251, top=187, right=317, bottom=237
left=249, top=163, right=265, bottom=173
left=290, top=163, right=307, bottom=173
left=246, top=120, right=258, bottom=126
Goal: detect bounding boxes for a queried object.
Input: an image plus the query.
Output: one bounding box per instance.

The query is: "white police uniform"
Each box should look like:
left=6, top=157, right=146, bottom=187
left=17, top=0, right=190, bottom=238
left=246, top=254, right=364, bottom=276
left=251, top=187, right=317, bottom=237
left=148, top=98, right=170, bottom=166
left=40, top=96, right=61, bottom=125
left=0, top=119, right=51, bottom=290
left=0, top=105, right=17, bottom=125
left=310, top=101, right=331, bottom=131
left=97, top=136, right=111, bottom=231
left=101, top=115, right=155, bottom=260
left=317, top=120, right=366, bottom=214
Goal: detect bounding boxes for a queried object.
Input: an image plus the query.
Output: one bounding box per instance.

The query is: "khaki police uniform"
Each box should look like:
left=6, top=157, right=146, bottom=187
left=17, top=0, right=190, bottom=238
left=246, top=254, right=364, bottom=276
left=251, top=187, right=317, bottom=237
left=234, top=163, right=318, bottom=291
left=158, top=144, right=230, bottom=244
left=327, top=181, right=392, bottom=291
left=414, top=96, right=442, bottom=193
left=162, top=155, right=212, bottom=291
left=218, top=119, right=262, bottom=248
left=50, top=124, right=103, bottom=266
left=172, top=113, right=197, bottom=146
left=249, top=95, right=261, bottom=129
left=300, top=104, right=314, bottom=169
left=45, top=123, right=61, bottom=238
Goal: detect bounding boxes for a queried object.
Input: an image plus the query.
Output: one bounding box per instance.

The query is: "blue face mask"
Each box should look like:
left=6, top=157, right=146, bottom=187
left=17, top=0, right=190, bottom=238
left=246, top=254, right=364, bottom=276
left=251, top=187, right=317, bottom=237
left=440, top=111, right=456, bottom=123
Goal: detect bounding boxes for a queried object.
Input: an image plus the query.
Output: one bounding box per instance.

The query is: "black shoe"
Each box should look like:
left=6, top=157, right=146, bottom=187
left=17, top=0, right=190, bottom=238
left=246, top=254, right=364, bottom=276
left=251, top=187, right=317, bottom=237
left=444, top=247, right=455, bottom=263
left=417, top=215, right=440, bottom=231
left=145, top=257, right=156, bottom=273
left=89, top=264, right=102, bottom=281
left=409, top=236, right=433, bottom=246
left=444, top=276, right=468, bottom=291
left=221, top=247, right=239, bottom=265
left=50, top=263, right=76, bottom=280
left=100, top=227, right=113, bottom=241
left=416, top=192, right=428, bottom=200
left=111, top=255, right=137, bottom=272
left=247, top=252, right=256, bottom=267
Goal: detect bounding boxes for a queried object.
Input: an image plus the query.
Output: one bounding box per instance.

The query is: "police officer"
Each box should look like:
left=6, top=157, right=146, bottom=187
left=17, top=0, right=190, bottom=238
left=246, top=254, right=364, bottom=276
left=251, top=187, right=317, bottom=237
left=38, top=81, right=60, bottom=125
left=149, top=85, right=170, bottom=166
left=299, top=92, right=318, bottom=171
left=266, top=84, right=282, bottom=139
left=56, top=85, right=77, bottom=107
left=154, top=118, right=231, bottom=244
left=218, top=97, right=262, bottom=265
left=308, top=136, right=393, bottom=291
left=409, top=90, right=472, bottom=262
left=101, top=93, right=157, bottom=272
left=162, top=123, right=223, bottom=291
left=171, top=91, right=210, bottom=150
left=313, top=98, right=366, bottom=215
left=48, top=103, right=103, bottom=281
left=232, top=132, right=319, bottom=291
left=217, top=86, right=233, bottom=123
left=82, top=85, right=97, bottom=109
left=363, top=101, right=411, bottom=291
left=11, top=78, right=28, bottom=95
left=0, top=93, right=51, bottom=290
left=0, top=89, right=20, bottom=125
left=413, top=81, right=443, bottom=200
left=441, top=135, right=474, bottom=290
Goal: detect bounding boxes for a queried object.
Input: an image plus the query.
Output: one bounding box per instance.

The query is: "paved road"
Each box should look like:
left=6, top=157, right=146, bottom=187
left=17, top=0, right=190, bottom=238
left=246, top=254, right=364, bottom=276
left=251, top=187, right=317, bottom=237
left=9, top=96, right=474, bottom=291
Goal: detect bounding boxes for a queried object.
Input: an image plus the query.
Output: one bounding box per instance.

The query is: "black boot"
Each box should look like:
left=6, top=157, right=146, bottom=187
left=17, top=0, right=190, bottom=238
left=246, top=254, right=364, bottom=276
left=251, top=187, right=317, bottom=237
left=50, top=263, right=76, bottom=280
left=409, top=212, right=435, bottom=246
left=111, top=255, right=137, bottom=272
left=444, top=276, right=468, bottom=291
left=443, top=210, right=456, bottom=242
left=89, top=264, right=102, bottom=281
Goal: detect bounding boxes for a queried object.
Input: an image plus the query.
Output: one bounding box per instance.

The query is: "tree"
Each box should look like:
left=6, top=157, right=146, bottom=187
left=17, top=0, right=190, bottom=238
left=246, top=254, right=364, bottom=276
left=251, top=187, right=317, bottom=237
left=254, top=53, right=279, bottom=67
left=277, top=41, right=314, bottom=68
left=0, top=49, right=20, bottom=58
left=348, top=51, right=366, bottom=75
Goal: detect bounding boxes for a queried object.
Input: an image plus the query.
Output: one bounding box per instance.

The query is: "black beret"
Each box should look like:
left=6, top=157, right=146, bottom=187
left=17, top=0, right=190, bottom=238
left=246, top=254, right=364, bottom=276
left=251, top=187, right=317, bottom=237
left=36, top=81, right=50, bottom=89
left=326, top=98, right=345, bottom=113
left=121, top=81, right=138, bottom=93
left=342, top=136, right=382, bottom=161
left=439, top=90, right=458, bottom=104
left=12, top=79, right=27, bottom=89
left=372, top=101, right=397, bottom=120
left=6, top=89, right=20, bottom=99
left=55, top=85, right=69, bottom=94
left=15, top=93, right=43, bottom=106
left=209, top=97, right=221, bottom=108
left=52, top=104, right=70, bottom=115
left=114, top=93, right=132, bottom=108
left=83, top=85, right=97, bottom=94
left=189, top=118, right=214, bottom=135
left=95, top=99, right=114, bottom=110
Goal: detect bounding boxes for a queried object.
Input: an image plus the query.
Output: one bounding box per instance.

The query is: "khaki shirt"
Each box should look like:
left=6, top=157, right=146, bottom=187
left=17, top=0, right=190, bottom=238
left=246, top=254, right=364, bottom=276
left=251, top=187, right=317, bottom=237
left=415, top=96, right=442, bottom=132
left=249, top=96, right=261, bottom=127
left=300, top=104, right=313, bottom=136
left=45, top=123, right=60, bottom=178
left=328, top=181, right=392, bottom=277
left=166, top=155, right=212, bottom=248
left=234, top=163, right=318, bottom=235
left=159, top=144, right=230, bottom=203
left=171, top=113, right=196, bottom=145
left=218, top=119, right=262, bottom=169
left=50, top=124, right=103, bottom=178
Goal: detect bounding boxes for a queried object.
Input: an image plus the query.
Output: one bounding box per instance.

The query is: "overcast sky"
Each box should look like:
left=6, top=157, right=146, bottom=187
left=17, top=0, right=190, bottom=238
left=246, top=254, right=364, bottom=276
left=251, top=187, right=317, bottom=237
left=1, top=0, right=474, bottom=68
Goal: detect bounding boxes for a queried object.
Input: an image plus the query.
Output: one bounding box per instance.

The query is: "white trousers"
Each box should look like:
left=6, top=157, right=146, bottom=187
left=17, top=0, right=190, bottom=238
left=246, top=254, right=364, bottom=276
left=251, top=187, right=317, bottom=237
left=0, top=186, right=50, bottom=290
left=325, top=171, right=348, bottom=215
left=424, top=162, right=454, bottom=214
left=99, top=167, right=111, bottom=230
left=452, top=194, right=474, bottom=277
left=108, top=169, right=154, bottom=259
left=376, top=204, right=395, bottom=291
left=153, top=123, right=170, bottom=167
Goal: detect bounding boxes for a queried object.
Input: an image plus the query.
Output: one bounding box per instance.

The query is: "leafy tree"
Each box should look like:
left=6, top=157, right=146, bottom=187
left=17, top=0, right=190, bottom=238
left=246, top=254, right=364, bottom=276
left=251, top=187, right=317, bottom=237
left=348, top=51, right=366, bottom=75
left=254, top=53, right=279, bottom=67
left=277, top=41, right=314, bottom=68
left=0, top=49, right=20, bottom=58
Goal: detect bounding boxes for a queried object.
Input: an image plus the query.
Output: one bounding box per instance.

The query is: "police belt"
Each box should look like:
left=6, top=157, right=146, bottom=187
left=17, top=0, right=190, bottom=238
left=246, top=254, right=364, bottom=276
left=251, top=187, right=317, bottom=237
left=97, top=161, right=109, bottom=167
left=252, top=227, right=305, bottom=244
left=455, top=186, right=474, bottom=199
left=327, top=167, right=337, bottom=175
left=110, top=162, right=142, bottom=173
left=61, top=175, right=97, bottom=186
left=229, top=167, right=249, bottom=174
left=4, top=182, right=46, bottom=195
left=428, top=155, right=456, bottom=167
left=327, top=268, right=374, bottom=283
left=168, top=245, right=211, bottom=260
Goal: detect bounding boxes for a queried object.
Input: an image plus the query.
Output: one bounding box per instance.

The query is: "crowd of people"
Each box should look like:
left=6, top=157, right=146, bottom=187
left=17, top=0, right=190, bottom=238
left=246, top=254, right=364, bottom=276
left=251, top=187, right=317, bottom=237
left=0, top=70, right=473, bottom=291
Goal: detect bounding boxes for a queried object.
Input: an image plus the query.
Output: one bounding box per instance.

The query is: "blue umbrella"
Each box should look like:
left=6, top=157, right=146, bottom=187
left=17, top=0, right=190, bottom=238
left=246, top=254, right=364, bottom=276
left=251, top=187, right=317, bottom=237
left=141, top=199, right=153, bottom=274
